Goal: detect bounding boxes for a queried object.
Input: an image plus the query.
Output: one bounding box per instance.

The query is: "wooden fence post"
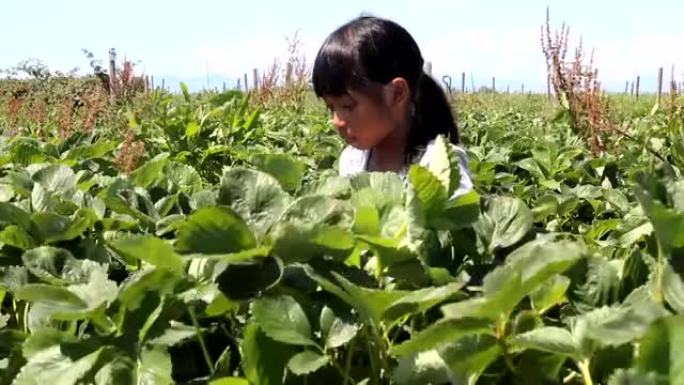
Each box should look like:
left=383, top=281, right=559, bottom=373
left=657, top=67, right=664, bottom=104
left=108, top=48, right=117, bottom=102
left=624, top=81, right=629, bottom=94
left=491, top=76, right=496, bottom=92
left=636, top=76, right=641, bottom=101
left=461, top=72, right=466, bottom=93
left=244, top=73, right=249, bottom=92
left=253, top=68, right=259, bottom=92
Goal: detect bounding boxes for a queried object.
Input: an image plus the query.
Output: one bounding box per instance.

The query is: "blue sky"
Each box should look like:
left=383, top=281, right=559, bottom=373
left=2, top=0, right=683, bottom=92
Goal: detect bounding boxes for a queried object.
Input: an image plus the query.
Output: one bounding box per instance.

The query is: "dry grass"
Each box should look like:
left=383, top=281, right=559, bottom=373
left=253, top=31, right=310, bottom=109
left=541, top=7, right=615, bottom=155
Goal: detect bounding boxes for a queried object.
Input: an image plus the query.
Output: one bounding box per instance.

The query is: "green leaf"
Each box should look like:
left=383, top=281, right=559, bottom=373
left=382, top=282, right=465, bottom=325
left=0, top=225, right=35, bottom=249
left=219, top=168, right=292, bottom=239
left=636, top=189, right=684, bottom=251
left=31, top=208, right=97, bottom=244
left=635, top=315, right=684, bottom=384
left=530, top=275, right=571, bottom=314
left=22, top=246, right=89, bottom=285
left=408, top=165, right=447, bottom=220
left=32, top=164, right=77, bottom=193
left=424, top=135, right=461, bottom=196
left=392, top=318, right=493, bottom=357
left=185, top=121, right=200, bottom=138
left=572, top=295, right=668, bottom=353
left=657, top=261, right=684, bottom=313
left=393, top=350, right=451, bottom=385
left=510, top=327, right=581, bottom=358
left=176, top=206, right=256, bottom=255
left=321, top=308, right=357, bottom=349
left=130, top=153, right=170, bottom=188
left=110, top=235, right=184, bottom=272
left=476, top=196, right=533, bottom=253
left=14, top=284, right=88, bottom=312
left=272, top=224, right=355, bottom=263
left=209, top=378, right=250, bottom=385
left=532, top=195, right=559, bottom=221
left=137, top=347, right=174, bottom=385
left=118, top=269, right=181, bottom=310
left=353, top=206, right=381, bottom=236
left=242, top=322, right=296, bottom=385
left=13, top=344, right=111, bottom=385
left=306, top=266, right=398, bottom=325
left=607, top=369, right=662, bottom=385
left=0, top=202, right=32, bottom=231
left=252, top=153, right=307, bottom=192
left=484, top=238, right=585, bottom=297
left=436, top=191, right=481, bottom=231
left=62, top=140, right=116, bottom=164
left=287, top=351, right=330, bottom=375
left=251, top=295, right=316, bottom=347
left=93, top=355, right=135, bottom=385
left=438, top=334, right=501, bottom=385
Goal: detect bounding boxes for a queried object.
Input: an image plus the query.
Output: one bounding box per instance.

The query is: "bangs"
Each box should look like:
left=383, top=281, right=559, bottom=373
left=312, top=32, right=367, bottom=97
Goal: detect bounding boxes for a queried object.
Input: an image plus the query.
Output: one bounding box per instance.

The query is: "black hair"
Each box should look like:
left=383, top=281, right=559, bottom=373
left=312, top=16, right=459, bottom=159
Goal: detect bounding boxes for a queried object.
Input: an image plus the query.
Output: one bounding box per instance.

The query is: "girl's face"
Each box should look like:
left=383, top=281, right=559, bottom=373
left=323, top=80, right=409, bottom=150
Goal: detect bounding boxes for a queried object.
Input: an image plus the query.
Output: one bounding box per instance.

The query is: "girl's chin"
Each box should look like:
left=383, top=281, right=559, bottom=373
left=345, top=138, right=371, bottom=150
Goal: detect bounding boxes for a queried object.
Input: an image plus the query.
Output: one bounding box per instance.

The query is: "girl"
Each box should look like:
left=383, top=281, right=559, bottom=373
left=312, top=16, right=473, bottom=197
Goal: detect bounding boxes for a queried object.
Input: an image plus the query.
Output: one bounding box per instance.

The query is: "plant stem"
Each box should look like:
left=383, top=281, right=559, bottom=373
left=366, top=328, right=380, bottom=385
left=344, top=338, right=356, bottom=385
left=188, top=305, right=214, bottom=375
left=578, top=359, right=594, bottom=385
left=332, top=358, right=356, bottom=385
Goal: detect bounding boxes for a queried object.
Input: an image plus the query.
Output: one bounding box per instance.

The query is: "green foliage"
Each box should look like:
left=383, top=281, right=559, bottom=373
left=0, top=84, right=683, bottom=385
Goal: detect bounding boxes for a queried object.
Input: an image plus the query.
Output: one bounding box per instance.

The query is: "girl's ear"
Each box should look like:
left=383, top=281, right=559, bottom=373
left=386, top=77, right=410, bottom=108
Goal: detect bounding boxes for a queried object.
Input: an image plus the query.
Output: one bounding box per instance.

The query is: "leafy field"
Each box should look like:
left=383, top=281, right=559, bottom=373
left=0, top=82, right=683, bottom=385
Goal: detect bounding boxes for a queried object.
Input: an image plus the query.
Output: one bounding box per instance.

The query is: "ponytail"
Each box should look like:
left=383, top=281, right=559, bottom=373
left=407, top=72, right=459, bottom=159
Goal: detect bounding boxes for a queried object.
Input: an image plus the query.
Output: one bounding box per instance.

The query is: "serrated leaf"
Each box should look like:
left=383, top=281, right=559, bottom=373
left=241, top=322, right=296, bottom=385
left=0, top=225, right=35, bottom=249
left=209, top=378, right=250, bottom=385
left=130, top=153, right=169, bottom=189
left=137, top=347, right=173, bottom=385
left=408, top=165, right=447, bottom=220
left=251, top=295, right=316, bottom=347
left=31, top=208, right=97, bottom=244
left=176, top=206, right=256, bottom=255
left=635, top=315, right=684, bottom=384
left=392, top=349, right=451, bottom=385
left=110, top=235, right=183, bottom=272
left=251, top=153, right=306, bottom=192
left=476, top=196, right=533, bottom=253
left=219, top=168, right=291, bottom=239
left=530, top=275, right=571, bottom=314
left=392, top=318, right=493, bottom=357
left=286, top=351, right=329, bottom=375
left=511, top=327, right=580, bottom=358
left=438, top=334, right=500, bottom=385
left=325, top=318, right=357, bottom=349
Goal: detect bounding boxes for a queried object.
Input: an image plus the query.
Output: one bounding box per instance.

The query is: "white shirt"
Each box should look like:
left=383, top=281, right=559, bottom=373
left=338, top=140, right=474, bottom=198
